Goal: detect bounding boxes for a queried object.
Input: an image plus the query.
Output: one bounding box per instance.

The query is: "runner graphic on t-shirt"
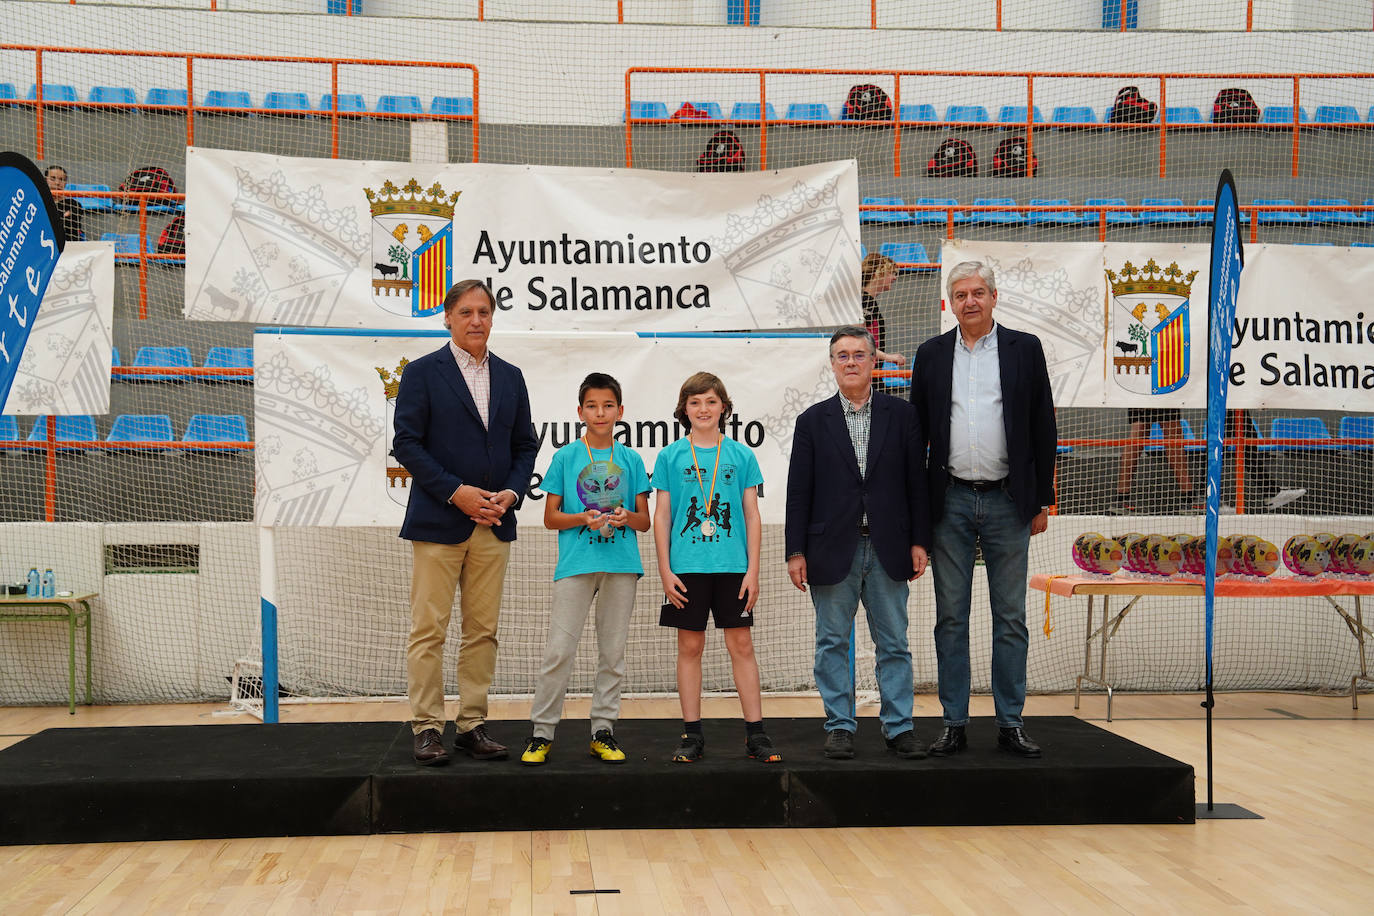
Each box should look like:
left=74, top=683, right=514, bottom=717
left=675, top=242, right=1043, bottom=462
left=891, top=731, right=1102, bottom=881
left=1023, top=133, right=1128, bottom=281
left=679, top=496, right=703, bottom=536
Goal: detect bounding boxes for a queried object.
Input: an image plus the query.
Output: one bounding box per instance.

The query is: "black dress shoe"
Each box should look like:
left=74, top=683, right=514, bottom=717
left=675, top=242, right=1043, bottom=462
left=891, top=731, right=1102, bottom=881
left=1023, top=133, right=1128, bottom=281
left=454, top=724, right=509, bottom=760
left=997, top=726, right=1042, bottom=758
left=413, top=727, right=450, bottom=766
left=928, top=725, right=967, bottom=757
left=823, top=728, right=855, bottom=759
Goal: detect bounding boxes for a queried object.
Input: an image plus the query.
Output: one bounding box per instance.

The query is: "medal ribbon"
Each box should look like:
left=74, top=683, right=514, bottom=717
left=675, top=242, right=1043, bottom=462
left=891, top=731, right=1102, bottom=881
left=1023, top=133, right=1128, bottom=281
left=687, top=435, right=721, bottom=526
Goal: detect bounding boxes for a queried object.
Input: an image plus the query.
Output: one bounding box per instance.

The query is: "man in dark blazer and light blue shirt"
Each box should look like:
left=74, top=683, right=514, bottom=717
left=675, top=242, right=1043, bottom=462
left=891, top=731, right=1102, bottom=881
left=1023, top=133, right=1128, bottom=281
left=785, top=326, right=931, bottom=761
left=909, top=261, right=1056, bottom=758
left=393, top=278, right=538, bottom=765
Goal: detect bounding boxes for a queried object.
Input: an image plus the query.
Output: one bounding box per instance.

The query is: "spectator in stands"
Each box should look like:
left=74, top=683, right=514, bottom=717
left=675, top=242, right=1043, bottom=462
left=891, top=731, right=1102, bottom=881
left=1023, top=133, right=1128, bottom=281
left=44, top=165, right=84, bottom=242
left=786, top=326, right=929, bottom=761
left=861, top=252, right=905, bottom=368
left=1109, top=408, right=1198, bottom=514
left=392, top=279, right=539, bottom=766
left=909, top=261, right=1055, bottom=759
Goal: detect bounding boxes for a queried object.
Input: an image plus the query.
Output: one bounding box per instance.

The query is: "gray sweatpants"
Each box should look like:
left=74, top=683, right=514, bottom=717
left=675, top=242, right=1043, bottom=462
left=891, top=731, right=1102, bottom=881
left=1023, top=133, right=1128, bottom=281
left=529, top=571, right=639, bottom=740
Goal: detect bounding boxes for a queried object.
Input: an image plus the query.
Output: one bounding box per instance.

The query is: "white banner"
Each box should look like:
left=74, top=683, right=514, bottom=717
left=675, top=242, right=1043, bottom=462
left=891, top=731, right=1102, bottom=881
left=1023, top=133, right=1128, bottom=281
left=2, top=242, right=113, bottom=416
left=941, top=239, right=1374, bottom=411
left=188, top=148, right=862, bottom=332
left=254, top=330, right=841, bottom=528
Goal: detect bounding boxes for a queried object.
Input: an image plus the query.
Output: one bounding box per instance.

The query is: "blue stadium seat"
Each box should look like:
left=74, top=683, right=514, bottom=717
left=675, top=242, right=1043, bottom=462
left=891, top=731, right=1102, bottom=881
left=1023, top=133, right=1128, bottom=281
left=1314, top=105, right=1359, bottom=125
left=1270, top=416, right=1335, bottom=450
left=1338, top=415, right=1374, bottom=450
left=912, top=197, right=967, bottom=225
left=26, top=84, right=78, bottom=102
left=144, top=87, right=188, bottom=108
left=859, top=197, right=913, bottom=224
left=1368, top=107, right=1374, bottom=124
left=1085, top=198, right=1138, bottom=225
left=897, top=103, right=937, bottom=124
left=67, top=183, right=114, bottom=212
left=1260, top=105, right=1310, bottom=124
left=1026, top=198, right=1089, bottom=225
left=106, top=415, right=175, bottom=451
left=318, top=93, right=366, bottom=114
left=376, top=95, right=424, bottom=115
left=89, top=86, right=137, bottom=107
left=183, top=414, right=251, bottom=452
left=204, top=90, right=253, bottom=111
left=945, top=105, right=990, bottom=124
left=101, top=232, right=142, bottom=258
left=877, top=242, right=931, bottom=267
left=132, top=346, right=193, bottom=382
left=1308, top=198, right=1362, bottom=224
left=1163, top=106, right=1204, bottom=124
left=1178, top=418, right=1206, bottom=453
left=111, top=346, right=121, bottom=367
left=1352, top=241, right=1374, bottom=247
left=0, top=83, right=16, bottom=103
left=684, top=101, right=722, bottom=119
left=729, top=102, right=778, bottom=121
left=1142, top=421, right=1168, bottom=454
left=1253, top=198, right=1306, bottom=224
left=430, top=96, right=474, bottom=116
left=0, top=415, right=19, bottom=456
left=27, top=415, right=98, bottom=450
left=970, top=197, right=1023, bottom=225
left=1139, top=198, right=1196, bottom=224
left=263, top=91, right=312, bottom=113
left=995, top=105, right=1044, bottom=125
left=1050, top=105, right=1096, bottom=127
left=784, top=102, right=831, bottom=122
left=626, top=100, right=668, bottom=120
left=203, top=347, right=253, bottom=382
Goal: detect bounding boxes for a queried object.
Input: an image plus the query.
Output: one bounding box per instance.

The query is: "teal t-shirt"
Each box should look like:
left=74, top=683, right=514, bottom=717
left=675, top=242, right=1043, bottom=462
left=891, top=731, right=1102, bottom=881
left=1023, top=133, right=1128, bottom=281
left=652, top=436, right=762, bottom=575
left=543, top=440, right=651, bottom=581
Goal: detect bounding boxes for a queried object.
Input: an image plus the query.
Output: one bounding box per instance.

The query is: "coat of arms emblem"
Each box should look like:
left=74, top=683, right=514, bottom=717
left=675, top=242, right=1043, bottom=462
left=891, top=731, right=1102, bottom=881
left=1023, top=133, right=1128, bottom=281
left=1107, top=258, right=1196, bottom=395
left=365, top=179, right=459, bottom=318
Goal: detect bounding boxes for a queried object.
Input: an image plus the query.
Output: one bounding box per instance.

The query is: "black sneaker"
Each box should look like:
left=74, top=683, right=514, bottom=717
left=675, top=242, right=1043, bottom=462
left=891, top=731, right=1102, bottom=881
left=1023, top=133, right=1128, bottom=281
left=672, top=732, right=705, bottom=763
left=885, top=729, right=927, bottom=760
left=823, top=729, right=855, bottom=759
left=746, top=732, right=783, bottom=763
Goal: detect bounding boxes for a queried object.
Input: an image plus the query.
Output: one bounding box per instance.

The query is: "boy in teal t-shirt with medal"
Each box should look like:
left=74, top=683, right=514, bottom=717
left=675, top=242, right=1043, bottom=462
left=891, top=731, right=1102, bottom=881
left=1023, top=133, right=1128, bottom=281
left=653, top=371, right=782, bottom=764
left=521, top=373, right=651, bottom=765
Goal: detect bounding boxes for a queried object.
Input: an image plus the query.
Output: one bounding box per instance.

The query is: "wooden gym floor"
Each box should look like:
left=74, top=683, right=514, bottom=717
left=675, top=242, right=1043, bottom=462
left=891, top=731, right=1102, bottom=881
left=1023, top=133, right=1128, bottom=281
left=0, top=691, right=1370, bottom=914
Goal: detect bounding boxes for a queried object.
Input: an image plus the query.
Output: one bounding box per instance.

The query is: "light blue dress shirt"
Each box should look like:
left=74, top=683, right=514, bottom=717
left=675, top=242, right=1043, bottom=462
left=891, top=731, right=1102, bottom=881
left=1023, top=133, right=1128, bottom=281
left=948, top=322, right=1009, bottom=482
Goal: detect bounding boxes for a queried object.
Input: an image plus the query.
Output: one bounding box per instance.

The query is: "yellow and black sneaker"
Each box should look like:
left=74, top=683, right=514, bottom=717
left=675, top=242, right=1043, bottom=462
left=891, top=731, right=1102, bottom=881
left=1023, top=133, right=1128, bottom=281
left=589, top=728, right=627, bottom=763
left=746, top=732, right=783, bottom=763
left=520, top=736, right=552, bottom=766
left=672, top=732, right=705, bottom=763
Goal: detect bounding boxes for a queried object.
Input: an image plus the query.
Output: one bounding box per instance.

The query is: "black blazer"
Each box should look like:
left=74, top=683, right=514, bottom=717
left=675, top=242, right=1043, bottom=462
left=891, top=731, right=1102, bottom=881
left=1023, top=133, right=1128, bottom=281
left=909, top=324, right=1057, bottom=526
left=392, top=344, right=539, bottom=544
left=785, top=392, right=930, bottom=587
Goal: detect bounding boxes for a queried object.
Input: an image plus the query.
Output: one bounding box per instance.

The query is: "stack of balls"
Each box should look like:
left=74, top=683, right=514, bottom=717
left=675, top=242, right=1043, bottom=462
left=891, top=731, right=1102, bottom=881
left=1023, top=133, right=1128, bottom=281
left=1282, top=533, right=1374, bottom=576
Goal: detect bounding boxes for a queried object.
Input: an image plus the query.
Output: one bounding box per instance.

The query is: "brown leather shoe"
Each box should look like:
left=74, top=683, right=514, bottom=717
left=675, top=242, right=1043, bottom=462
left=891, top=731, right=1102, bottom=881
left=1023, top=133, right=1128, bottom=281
left=454, top=724, right=509, bottom=760
left=413, top=728, right=449, bottom=766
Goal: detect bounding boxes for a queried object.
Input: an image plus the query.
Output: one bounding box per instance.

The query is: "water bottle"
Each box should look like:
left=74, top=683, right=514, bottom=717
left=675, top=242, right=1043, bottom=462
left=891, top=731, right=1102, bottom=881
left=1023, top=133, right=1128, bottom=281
left=41, top=569, right=55, bottom=598
left=26, top=568, right=40, bottom=597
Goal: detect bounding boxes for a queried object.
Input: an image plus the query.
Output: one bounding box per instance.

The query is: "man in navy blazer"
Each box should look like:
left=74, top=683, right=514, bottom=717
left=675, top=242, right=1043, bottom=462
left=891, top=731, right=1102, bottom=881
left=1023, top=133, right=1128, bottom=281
left=393, top=279, right=538, bottom=765
left=909, top=261, right=1056, bottom=759
left=785, top=326, right=930, bottom=761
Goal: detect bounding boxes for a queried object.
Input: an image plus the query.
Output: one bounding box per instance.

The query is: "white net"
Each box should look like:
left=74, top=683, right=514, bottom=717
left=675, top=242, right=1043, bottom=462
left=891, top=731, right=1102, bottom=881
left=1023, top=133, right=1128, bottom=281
left=1, top=2, right=1371, bottom=710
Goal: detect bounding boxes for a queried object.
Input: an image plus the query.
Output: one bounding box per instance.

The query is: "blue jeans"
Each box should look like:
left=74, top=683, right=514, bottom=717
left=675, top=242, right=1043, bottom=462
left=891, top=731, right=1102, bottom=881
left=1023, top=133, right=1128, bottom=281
left=810, top=535, right=914, bottom=738
left=931, top=483, right=1031, bottom=728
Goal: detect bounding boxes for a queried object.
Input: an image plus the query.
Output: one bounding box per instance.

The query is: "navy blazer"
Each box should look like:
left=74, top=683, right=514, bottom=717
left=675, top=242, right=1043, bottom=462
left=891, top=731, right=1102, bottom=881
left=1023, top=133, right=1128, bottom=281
left=392, top=344, right=538, bottom=544
left=785, top=392, right=931, bottom=587
left=909, top=324, right=1057, bottom=527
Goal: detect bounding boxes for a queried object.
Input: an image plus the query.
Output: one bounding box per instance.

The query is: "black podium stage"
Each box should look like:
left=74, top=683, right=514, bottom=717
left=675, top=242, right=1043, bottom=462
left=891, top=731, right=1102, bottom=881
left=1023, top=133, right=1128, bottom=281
left=0, top=717, right=1193, bottom=845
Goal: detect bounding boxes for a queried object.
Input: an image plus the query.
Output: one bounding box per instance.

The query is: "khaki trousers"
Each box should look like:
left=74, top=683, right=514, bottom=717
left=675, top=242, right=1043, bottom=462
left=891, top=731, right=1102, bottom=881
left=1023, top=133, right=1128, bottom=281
left=407, top=529, right=510, bottom=734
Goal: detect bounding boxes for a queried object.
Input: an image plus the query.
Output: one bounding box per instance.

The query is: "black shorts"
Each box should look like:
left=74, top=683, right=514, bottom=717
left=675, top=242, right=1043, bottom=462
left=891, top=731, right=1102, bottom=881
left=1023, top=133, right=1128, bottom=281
left=658, top=572, right=753, bottom=631
left=1127, top=407, right=1181, bottom=426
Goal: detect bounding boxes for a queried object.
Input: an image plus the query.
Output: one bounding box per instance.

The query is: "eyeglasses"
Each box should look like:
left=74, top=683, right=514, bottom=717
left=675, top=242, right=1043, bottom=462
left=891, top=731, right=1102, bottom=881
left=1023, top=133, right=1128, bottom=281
left=831, top=351, right=873, bottom=364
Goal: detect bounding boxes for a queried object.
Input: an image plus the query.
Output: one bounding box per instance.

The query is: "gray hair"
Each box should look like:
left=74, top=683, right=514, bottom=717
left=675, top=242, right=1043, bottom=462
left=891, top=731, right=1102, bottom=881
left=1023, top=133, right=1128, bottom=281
left=945, top=260, right=997, bottom=300
left=829, top=325, right=876, bottom=356
left=442, top=278, right=496, bottom=314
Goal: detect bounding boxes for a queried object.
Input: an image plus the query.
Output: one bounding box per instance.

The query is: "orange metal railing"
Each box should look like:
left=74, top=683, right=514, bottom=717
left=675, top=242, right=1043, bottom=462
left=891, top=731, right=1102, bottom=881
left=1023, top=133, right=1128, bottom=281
left=3, top=45, right=479, bottom=163
left=625, top=67, right=1374, bottom=178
